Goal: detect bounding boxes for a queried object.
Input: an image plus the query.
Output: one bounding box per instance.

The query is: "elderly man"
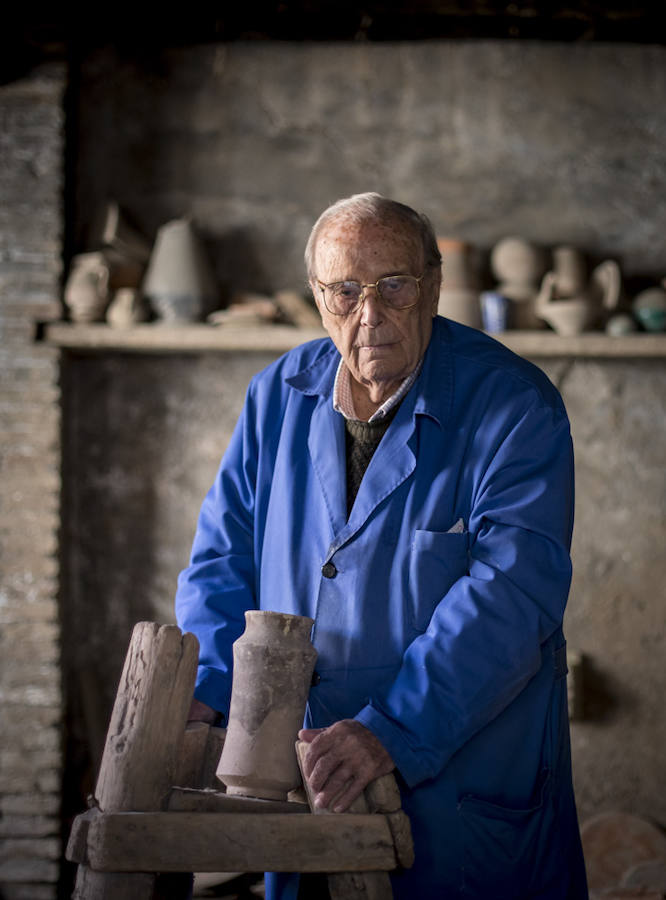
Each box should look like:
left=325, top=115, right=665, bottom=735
left=175, top=193, right=588, bottom=898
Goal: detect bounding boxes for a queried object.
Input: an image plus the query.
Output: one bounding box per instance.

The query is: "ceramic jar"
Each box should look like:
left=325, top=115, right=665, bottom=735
left=106, top=288, right=149, bottom=327
left=632, top=286, right=666, bottom=332
left=217, top=611, right=317, bottom=801
left=436, top=238, right=481, bottom=329
left=490, top=237, right=547, bottom=329
left=64, top=252, right=110, bottom=323
left=142, top=218, right=218, bottom=323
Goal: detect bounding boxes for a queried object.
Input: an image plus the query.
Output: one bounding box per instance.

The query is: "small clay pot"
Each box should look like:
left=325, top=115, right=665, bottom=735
left=217, top=611, right=317, bottom=801
left=436, top=238, right=481, bottom=328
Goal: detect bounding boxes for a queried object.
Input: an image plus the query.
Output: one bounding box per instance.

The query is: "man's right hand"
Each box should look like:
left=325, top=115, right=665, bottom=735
left=187, top=697, right=219, bottom=725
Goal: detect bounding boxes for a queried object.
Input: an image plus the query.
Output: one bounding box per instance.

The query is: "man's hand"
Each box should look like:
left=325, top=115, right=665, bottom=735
left=186, top=697, right=219, bottom=725
left=298, top=719, right=394, bottom=812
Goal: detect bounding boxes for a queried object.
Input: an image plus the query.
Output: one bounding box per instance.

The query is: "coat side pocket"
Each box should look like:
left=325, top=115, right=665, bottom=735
left=458, top=768, right=561, bottom=898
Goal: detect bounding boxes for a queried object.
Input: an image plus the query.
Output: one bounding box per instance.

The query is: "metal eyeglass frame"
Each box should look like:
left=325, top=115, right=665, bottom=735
left=316, top=272, right=426, bottom=316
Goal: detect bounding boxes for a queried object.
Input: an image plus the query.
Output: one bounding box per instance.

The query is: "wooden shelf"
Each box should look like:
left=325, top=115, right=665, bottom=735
left=39, top=323, right=666, bottom=358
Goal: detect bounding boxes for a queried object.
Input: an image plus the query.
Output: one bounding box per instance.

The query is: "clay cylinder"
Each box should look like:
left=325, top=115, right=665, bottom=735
left=436, top=238, right=482, bottom=329
left=217, top=611, right=317, bottom=801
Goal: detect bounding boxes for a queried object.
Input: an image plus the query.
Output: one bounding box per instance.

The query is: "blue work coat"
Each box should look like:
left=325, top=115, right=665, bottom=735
left=176, top=316, right=588, bottom=899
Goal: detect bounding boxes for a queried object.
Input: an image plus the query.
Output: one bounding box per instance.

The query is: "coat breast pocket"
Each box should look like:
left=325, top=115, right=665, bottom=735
left=408, top=529, right=469, bottom=633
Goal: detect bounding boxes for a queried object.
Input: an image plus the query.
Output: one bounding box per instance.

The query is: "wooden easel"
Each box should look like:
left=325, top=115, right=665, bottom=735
left=66, top=622, right=413, bottom=899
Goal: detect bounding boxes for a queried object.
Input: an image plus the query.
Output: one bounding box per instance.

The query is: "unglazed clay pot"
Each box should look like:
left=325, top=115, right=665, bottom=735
left=217, top=611, right=317, bottom=801
left=436, top=238, right=481, bottom=329
left=490, top=237, right=548, bottom=329
left=64, top=252, right=111, bottom=323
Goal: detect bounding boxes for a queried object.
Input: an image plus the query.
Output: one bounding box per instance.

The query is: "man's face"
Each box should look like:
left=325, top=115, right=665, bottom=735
left=310, top=217, right=440, bottom=409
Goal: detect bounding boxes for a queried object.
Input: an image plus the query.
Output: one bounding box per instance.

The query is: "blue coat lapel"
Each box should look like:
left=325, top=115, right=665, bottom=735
left=286, top=318, right=454, bottom=553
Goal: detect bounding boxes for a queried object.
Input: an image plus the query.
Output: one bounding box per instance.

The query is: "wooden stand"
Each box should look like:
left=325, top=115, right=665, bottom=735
left=66, top=622, right=413, bottom=899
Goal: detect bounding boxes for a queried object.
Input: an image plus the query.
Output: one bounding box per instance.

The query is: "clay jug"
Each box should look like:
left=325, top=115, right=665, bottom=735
left=64, top=252, right=110, bottom=323
left=436, top=238, right=481, bottom=328
left=106, top=288, right=149, bottom=327
left=217, top=611, right=317, bottom=801
left=490, top=237, right=547, bottom=329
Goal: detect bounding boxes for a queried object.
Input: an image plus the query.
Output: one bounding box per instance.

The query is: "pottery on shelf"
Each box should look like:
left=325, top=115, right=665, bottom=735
left=436, top=238, right=481, bottom=329
left=605, top=313, right=638, bottom=337
left=535, top=249, right=622, bottom=336
left=142, top=218, right=218, bottom=323
left=64, top=252, right=111, bottom=323
left=106, top=288, right=149, bottom=328
left=490, top=237, right=548, bottom=329
left=217, top=611, right=317, bottom=801
left=632, top=285, right=666, bottom=332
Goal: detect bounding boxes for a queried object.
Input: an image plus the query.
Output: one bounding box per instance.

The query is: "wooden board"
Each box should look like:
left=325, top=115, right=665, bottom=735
left=167, top=787, right=308, bottom=815
left=95, top=623, right=199, bottom=813
left=83, top=810, right=396, bottom=873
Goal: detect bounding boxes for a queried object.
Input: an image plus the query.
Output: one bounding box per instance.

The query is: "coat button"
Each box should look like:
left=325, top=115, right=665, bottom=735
left=311, top=671, right=321, bottom=686
left=321, top=561, right=337, bottom=578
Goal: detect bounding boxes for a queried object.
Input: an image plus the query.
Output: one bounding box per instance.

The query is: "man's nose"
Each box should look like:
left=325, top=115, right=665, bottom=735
left=359, top=285, right=383, bottom=325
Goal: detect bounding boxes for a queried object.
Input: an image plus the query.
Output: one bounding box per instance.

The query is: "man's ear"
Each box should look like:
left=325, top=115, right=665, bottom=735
left=429, top=268, right=442, bottom=316
left=309, top=280, right=325, bottom=318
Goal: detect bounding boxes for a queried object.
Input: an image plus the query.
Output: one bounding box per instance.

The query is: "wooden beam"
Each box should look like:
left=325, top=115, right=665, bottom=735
left=95, top=622, right=199, bottom=813
left=84, top=810, right=397, bottom=873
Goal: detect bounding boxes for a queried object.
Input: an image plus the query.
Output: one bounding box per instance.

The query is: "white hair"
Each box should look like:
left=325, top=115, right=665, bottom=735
left=304, top=192, right=441, bottom=279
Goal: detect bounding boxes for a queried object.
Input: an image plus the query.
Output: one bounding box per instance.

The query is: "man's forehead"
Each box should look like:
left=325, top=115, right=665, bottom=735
left=315, top=216, right=422, bottom=263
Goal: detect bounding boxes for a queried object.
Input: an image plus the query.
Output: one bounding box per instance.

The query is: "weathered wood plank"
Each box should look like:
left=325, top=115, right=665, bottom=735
left=167, top=787, right=308, bottom=814
left=328, top=871, right=394, bottom=900
left=72, top=867, right=154, bottom=900
left=66, top=809, right=95, bottom=864
left=85, top=811, right=396, bottom=873
left=201, top=725, right=225, bottom=788
left=95, top=623, right=199, bottom=813
left=174, top=721, right=209, bottom=789
left=296, top=741, right=396, bottom=898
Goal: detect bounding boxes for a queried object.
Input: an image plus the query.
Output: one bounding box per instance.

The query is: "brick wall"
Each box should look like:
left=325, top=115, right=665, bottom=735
left=0, top=64, right=65, bottom=900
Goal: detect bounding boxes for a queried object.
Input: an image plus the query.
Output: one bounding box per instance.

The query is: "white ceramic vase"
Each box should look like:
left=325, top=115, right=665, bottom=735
left=142, top=218, right=218, bottom=323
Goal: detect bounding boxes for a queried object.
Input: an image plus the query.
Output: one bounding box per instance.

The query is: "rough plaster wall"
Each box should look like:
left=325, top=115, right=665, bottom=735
left=61, top=350, right=666, bottom=828
left=75, top=41, right=666, bottom=296
left=0, top=66, right=64, bottom=900
left=540, top=359, right=666, bottom=824
left=61, top=40, right=665, bottom=837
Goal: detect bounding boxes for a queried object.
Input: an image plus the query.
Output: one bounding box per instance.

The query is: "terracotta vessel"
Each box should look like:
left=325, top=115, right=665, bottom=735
left=535, top=251, right=622, bottom=335
left=64, top=252, right=111, bottom=323
left=217, top=611, right=317, bottom=801
left=106, top=288, right=149, bottom=327
left=490, top=237, right=547, bottom=329
left=632, top=285, right=666, bottom=332
left=436, top=238, right=481, bottom=329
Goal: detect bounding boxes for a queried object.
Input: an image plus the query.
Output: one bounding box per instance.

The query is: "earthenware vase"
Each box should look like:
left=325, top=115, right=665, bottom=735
left=535, top=252, right=622, bottom=335
left=436, top=238, right=481, bottom=328
left=106, top=288, right=149, bottom=327
left=632, top=285, right=666, bottom=332
left=64, top=252, right=111, bottom=323
left=490, top=237, right=547, bottom=329
left=217, top=611, right=317, bottom=801
left=142, top=218, right=218, bottom=323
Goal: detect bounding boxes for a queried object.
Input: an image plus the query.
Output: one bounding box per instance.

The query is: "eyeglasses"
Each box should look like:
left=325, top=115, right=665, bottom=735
left=316, top=273, right=425, bottom=316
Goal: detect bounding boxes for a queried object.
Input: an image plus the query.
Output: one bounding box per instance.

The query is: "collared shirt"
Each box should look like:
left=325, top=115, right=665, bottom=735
left=332, top=358, right=423, bottom=423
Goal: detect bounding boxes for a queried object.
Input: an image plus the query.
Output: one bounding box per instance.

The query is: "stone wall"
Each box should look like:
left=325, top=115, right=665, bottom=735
left=2, top=41, right=665, bottom=893
left=0, top=66, right=64, bottom=900
left=63, top=41, right=666, bottom=832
